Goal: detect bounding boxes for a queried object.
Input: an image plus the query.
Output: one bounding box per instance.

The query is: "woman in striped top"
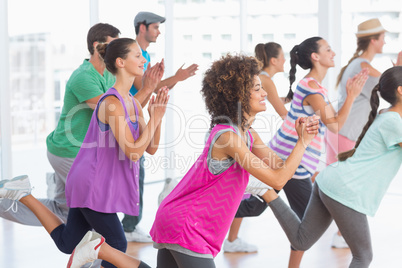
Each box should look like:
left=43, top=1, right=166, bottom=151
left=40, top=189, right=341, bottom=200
left=268, top=36, right=368, bottom=267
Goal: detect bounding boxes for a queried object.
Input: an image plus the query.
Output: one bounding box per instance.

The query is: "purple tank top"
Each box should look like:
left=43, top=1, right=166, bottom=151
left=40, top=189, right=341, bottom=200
left=150, top=124, right=253, bottom=257
left=66, top=88, right=140, bottom=215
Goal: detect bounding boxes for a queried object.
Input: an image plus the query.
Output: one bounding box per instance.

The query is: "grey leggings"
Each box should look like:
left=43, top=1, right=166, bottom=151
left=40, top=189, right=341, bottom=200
left=156, top=249, right=216, bottom=268
left=269, top=183, right=373, bottom=268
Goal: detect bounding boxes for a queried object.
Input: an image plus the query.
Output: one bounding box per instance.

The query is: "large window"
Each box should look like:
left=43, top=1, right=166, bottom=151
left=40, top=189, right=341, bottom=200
left=7, top=0, right=89, bottom=195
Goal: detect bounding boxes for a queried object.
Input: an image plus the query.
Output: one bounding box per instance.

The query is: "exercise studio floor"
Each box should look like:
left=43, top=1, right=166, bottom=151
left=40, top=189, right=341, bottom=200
left=1, top=176, right=402, bottom=268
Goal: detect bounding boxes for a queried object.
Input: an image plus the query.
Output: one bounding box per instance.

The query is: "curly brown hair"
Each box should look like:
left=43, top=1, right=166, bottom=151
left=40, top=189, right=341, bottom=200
left=201, top=54, right=262, bottom=131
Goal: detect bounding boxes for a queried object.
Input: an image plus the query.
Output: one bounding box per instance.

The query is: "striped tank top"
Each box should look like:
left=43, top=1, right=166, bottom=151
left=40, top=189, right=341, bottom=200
left=268, top=77, right=327, bottom=179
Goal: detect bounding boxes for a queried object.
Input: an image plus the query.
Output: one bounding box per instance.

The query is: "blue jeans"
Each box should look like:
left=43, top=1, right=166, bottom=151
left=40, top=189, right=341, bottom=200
left=122, top=156, right=145, bottom=232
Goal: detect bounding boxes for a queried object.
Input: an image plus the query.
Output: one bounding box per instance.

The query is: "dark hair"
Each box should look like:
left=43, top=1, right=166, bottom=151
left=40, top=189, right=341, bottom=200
left=96, top=38, right=137, bottom=75
left=338, top=66, right=402, bottom=161
left=201, top=54, right=262, bottom=131
left=254, top=42, right=282, bottom=68
left=135, top=21, right=150, bottom=35
left=336, top=33, right=382, bottom=87
left=87, top=23, right=120, bottom=55
left=286, top=36, right=323, bottom=100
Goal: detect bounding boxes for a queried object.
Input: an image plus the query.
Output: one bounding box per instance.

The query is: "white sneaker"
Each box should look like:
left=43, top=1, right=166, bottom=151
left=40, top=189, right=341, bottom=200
left=0, top=175, right=32, bottom=212
left=331, top=233, right=349, bottom=249
left=223, top=238, right=258, bottom=253
left=245, top=175, right=272, bottom=196
left=125, top=227, right=153, bottom=243
left=0, top=175, right=31, bottom=200
left=67, top=231, right=105, bottom=268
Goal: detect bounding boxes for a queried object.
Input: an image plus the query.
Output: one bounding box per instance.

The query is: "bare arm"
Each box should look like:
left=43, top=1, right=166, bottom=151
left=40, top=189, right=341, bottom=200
left=249, top=128, right=284, bottom=169
left=260, top=75, right=288, bottom=119
left=361, top=62, right=380, bottom=77
left=98, top=88, right=169, bottom=162
left=213, top=117, right=319, bottom=190
left=306, top=69, right=369, bottom=133
left=141, top=90, right=168, bottom=155
left=157, top=63, right=199, bottom=90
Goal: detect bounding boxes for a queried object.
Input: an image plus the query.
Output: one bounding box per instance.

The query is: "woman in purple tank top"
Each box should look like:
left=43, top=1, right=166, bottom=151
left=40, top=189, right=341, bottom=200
left=0, top=38, right=168, bottom=268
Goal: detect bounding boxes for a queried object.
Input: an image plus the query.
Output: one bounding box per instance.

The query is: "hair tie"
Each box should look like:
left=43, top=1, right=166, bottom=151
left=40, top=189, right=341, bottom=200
left=294, top=45, right=300, bottom=54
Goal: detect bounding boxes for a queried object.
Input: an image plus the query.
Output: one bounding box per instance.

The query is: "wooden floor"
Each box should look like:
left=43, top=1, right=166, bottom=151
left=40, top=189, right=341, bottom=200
left=1, top=180, right=402, bottom=268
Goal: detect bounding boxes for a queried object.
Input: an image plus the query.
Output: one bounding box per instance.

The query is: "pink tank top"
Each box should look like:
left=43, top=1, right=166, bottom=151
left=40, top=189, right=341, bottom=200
left=150, top=124, right=253, bottom=257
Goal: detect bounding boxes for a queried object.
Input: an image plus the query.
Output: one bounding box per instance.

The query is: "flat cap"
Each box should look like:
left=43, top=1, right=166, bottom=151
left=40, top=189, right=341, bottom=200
left=134, top=11, right=166, bottom=27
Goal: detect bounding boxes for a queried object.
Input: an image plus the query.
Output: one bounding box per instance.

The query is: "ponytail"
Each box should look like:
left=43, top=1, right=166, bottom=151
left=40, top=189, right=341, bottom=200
left=336, top=52, right=360, bottom=87
left=95, top=38, right=136, bottom=75
left=96, top=42, right=108, bottom=60
left=287, top=45, right=299, bottom=100
left=254, top=42, right=282, bottom=69
left=338, top=84, right=380, bottom=161
left=287, top=37, right=322, bottom=101
left=255, top=43, right=268, bottom=67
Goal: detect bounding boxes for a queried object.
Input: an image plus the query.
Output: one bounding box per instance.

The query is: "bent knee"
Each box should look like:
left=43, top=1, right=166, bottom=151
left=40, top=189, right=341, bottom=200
left=292, top=242, right=313, bottom=252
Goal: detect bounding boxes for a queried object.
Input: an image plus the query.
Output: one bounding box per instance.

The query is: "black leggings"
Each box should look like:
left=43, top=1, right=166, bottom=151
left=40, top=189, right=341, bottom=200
left=235, top=178, right=312, bottom=251
left=235, top=178, right=312, bottom=219
left=50, top=207, right=126, bottom=268
left=156, top=249, right=216, bottom=268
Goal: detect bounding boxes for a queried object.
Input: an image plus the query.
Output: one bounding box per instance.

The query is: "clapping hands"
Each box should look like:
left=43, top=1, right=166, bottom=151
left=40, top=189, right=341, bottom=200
left=345, top=68, right=369, bottom=99
left=142, top=59, right=165, bottom=93
left=295, top=115, right=320, bottom=147
left=148, top=86, right=169, bottom=123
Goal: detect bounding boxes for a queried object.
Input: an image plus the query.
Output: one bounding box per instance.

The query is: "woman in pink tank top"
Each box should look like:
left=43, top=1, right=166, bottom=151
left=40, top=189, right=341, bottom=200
left=149, top=54, right=319, bottom=268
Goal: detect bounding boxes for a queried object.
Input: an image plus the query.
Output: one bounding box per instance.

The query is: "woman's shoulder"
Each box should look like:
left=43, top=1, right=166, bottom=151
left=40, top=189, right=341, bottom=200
left=370, top=112, right=402, bottom=136
left=260, top=74, right=275, bottom=88
left=346, top=58, right=380, bottom=77
left=343, top=58, right=366, bottom=74
left=360, top=61, right=381, bottom=77
left=99, top=93, right=123, bottom=111
left=298, top=77, right=326, bottom=93
left=378, top=111, right=402, bottom=123
left=210, top=124, right=241, bottom=140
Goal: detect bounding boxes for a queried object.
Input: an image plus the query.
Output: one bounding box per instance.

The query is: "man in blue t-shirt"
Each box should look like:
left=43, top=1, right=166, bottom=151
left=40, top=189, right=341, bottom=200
left=122, top=11, right=199, bottom=242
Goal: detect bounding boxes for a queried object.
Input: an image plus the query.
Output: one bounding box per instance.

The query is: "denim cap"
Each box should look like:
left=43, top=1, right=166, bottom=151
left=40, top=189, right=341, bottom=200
left=134, top=11, right=166, bottom=27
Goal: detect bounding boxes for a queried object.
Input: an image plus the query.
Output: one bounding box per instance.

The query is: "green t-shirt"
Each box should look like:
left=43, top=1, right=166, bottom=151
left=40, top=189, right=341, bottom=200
left=46, top=59, right=115, bottom=158
left=316, top=112, right=402, bottom=217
